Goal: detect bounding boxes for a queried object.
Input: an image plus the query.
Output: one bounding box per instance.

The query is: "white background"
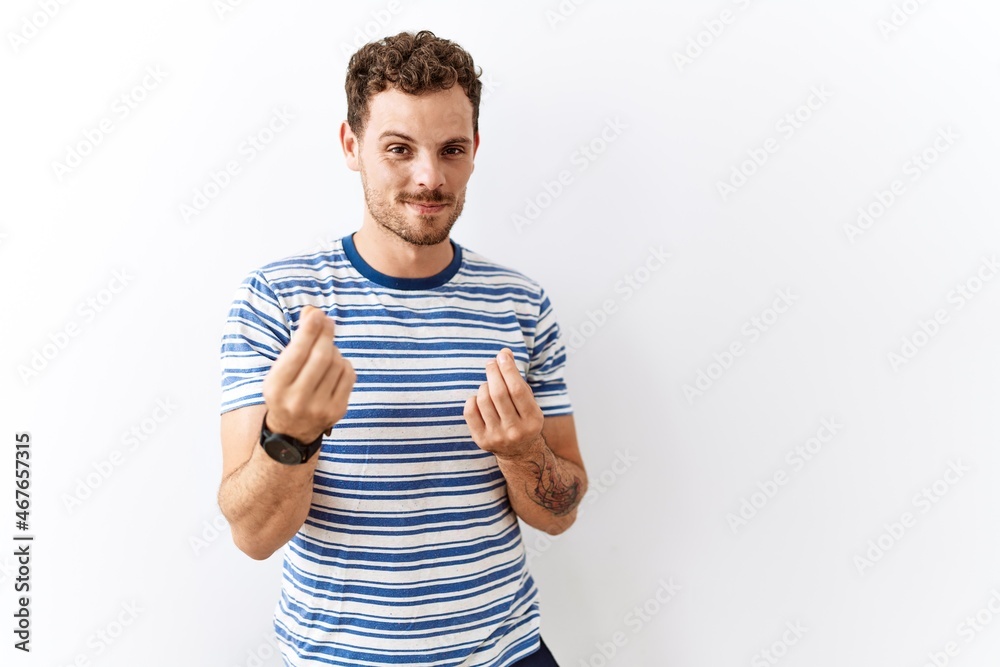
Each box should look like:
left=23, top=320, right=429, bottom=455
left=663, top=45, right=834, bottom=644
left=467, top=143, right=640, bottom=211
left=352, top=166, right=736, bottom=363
left=2, top=1, right=1000, bottom=665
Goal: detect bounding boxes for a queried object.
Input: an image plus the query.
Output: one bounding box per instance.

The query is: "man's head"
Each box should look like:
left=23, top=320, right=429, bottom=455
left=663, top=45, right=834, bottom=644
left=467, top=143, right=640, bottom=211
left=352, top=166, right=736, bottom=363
left=341, top=30, right=483, bottom=247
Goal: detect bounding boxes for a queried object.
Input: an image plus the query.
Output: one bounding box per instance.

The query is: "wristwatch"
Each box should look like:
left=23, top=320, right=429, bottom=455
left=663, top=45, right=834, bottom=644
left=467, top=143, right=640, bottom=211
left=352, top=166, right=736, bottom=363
left=259, top=412, right=325, bottom=465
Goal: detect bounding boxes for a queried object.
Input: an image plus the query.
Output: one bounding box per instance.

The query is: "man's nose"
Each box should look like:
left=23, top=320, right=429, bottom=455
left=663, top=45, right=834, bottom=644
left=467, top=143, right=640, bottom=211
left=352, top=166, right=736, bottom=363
left=411, top=152, right=446, bottom=192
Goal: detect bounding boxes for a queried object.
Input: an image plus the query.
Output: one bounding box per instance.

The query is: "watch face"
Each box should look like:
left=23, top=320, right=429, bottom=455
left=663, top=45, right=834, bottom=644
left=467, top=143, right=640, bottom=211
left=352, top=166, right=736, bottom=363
left=265, top=438, right=301, bottom=465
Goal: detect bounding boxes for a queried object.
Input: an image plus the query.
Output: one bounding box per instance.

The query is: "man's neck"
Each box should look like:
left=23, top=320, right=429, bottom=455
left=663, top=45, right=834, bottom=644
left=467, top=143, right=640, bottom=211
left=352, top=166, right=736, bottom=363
left=351, top=224, right=454, bottom=279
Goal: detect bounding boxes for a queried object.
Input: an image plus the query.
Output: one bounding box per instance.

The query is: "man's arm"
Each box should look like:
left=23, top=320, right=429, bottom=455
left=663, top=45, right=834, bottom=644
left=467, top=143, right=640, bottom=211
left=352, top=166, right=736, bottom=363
left=493, top=414, right=587, bottom=535
left=464, top=348, right=588, bottom=535
left=218, top=306, right=355, bottom=560
left=218, top=405, right=322, bottom=560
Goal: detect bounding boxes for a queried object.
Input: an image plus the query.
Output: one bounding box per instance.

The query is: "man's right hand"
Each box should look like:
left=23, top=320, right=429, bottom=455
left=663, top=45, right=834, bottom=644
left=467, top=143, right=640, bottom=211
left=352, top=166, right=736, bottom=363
left=261, top=305, right=356, bottom=443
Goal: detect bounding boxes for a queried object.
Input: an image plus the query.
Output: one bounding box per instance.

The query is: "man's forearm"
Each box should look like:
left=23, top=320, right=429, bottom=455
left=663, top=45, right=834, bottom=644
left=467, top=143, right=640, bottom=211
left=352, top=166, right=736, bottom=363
left=218, top=442, right=318, bottom=560
left=495, top=434, right=587, bottom=535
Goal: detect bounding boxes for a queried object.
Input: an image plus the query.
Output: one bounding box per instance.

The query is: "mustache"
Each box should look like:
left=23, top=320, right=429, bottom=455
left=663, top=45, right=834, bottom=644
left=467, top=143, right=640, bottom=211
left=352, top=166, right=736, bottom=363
left=398, top=192, right=451, bottom=205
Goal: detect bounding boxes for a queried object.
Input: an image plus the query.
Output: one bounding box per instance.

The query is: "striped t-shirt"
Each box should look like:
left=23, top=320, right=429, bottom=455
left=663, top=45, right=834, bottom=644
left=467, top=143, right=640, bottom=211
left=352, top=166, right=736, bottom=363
left=219, top=232, right=573, bottom=666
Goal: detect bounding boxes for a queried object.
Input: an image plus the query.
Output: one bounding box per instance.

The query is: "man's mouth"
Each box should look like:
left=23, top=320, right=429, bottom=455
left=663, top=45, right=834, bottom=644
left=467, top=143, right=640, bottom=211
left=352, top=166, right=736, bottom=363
left=406, top=201, right=448, bottom=213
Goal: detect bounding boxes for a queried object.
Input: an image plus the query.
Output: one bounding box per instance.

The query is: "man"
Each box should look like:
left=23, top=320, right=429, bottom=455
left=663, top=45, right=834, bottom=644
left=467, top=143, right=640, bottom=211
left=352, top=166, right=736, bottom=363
left=218, top=30, right=587, bottom=667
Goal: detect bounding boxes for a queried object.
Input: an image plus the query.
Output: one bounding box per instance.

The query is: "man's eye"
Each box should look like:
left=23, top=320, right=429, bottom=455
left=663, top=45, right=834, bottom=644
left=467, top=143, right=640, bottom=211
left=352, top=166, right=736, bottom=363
left=388, top=146, right=408, bottom=154
left=443, top=147, right=464, bottom=155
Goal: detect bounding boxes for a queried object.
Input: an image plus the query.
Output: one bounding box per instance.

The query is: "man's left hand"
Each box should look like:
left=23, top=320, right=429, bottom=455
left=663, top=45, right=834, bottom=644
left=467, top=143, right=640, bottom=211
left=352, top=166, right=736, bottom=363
left=464, top=347, right=544, bottom=461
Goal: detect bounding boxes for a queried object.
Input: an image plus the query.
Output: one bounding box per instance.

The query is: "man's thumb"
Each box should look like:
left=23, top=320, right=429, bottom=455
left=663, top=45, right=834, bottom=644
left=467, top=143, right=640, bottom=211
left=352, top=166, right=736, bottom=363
left=299, top=305, right=332, bottom=333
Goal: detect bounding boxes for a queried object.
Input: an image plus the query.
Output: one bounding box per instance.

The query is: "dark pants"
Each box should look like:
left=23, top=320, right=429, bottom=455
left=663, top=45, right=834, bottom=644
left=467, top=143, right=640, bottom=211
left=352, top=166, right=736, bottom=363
left=513, top=636, right=559, bottom=666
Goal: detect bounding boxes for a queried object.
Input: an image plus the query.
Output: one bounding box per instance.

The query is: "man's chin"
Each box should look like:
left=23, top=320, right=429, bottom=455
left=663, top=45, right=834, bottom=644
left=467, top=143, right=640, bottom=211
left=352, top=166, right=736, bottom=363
left=390, top=225, right=452, bottom=247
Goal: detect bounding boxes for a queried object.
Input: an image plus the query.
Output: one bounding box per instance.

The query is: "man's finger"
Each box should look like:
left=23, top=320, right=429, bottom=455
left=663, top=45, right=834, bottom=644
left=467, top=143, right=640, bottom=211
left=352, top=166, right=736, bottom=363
left=476, top=381, right=500, bottom=431
left=495, top=348, right=531, bottom=417
left=317, top=337, right=352, bottom=398
left=464, top=394, right=485, bottom=434
left=269, top=306, right=327, bottom=386
left=293, top=328, right=339, bottom=393
left=485, top=360, right=519, bottom=423
left=326, top=358, right=356, bottom=425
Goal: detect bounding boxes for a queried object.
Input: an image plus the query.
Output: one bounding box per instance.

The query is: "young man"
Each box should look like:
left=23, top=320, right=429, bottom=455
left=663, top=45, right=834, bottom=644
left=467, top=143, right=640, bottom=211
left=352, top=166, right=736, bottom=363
left=218, top=30, right=587, bottom=667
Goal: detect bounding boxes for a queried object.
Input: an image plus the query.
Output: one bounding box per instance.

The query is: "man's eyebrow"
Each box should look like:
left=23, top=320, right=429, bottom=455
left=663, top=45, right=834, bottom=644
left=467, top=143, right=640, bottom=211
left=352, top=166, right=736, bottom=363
left=378, top=131, right=472, bottom=146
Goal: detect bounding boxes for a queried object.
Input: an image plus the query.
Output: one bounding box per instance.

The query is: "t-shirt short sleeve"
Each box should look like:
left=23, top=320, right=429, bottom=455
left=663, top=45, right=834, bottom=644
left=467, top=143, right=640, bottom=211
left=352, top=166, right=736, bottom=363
left=219, top=270, right=291, bottom=414
left=526, top=286, right=573, bottom=417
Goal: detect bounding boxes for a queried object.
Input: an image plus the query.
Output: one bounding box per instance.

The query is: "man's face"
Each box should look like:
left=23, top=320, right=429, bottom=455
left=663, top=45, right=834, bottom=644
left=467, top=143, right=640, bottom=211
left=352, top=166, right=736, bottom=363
left=345, top=86, right=479, bottom=247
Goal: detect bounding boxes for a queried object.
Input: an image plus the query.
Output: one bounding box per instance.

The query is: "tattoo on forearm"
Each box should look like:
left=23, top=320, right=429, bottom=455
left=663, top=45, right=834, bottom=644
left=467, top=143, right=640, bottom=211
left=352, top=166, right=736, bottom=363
left=526, top=448, right=581, bottom=516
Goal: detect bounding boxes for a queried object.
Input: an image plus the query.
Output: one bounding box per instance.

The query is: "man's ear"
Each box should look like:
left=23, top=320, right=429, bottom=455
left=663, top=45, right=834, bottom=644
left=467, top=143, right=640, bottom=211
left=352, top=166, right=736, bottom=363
left=340, top=121, right=360, bottom=172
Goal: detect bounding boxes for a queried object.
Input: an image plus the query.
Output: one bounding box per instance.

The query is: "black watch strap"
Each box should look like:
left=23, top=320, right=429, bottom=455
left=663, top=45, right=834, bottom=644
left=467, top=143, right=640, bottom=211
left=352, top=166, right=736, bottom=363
left=259, top=412, right=324, bottom=465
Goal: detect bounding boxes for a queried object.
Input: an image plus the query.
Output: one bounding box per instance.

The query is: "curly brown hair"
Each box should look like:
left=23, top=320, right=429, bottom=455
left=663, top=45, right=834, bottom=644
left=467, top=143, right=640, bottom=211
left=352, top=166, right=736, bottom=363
left=346, top=30, right=483, bottom=142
